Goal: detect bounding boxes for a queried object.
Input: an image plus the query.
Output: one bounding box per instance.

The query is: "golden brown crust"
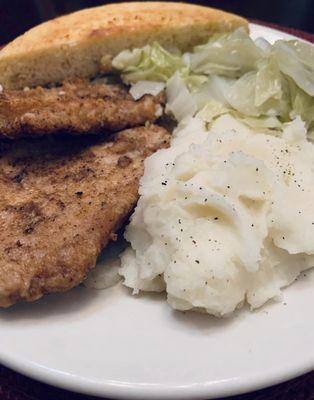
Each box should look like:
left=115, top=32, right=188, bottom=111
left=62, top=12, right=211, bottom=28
left=0, top=125, right=170, bottom=307
left=0, top=79, right=164, bottom=139
left=0, top=2, right=248, bottom=89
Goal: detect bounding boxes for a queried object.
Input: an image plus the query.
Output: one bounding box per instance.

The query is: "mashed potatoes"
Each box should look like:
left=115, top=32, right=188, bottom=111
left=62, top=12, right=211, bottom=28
left=119, top=115, right=314, bottom=316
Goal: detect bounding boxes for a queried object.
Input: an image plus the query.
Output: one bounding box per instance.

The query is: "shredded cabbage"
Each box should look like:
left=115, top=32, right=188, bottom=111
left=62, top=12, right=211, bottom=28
left=194, top=75, right=234, bottom=108
left=224, top=56, right=290, bottom=119
left=254, top=37, right=272, bottom=54
left=112, top=42, right=185, bottom=83
left=129, top=81, right=165, bottom=100
left=196, top=100, right=229, bottom=122
left=111, top=29, right=314, bottom=136
left=273, top=40, right=314, bottom=96
left=166, top=72, right=197, bottom=122
left=197, top=100, right=282, bottom=131
left=288, top=78, right=314, bottom=131
left=187, top=28, right=264, bottom=78
left=227, top=71, right=260, bottom=116
left=231, top=113, right=282, bottom=130
left=255, top=56, right=282, bottom=107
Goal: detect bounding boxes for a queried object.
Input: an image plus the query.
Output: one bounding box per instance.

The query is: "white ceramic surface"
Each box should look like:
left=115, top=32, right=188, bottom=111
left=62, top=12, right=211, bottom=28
left=0, top=24, right=313, bottom=400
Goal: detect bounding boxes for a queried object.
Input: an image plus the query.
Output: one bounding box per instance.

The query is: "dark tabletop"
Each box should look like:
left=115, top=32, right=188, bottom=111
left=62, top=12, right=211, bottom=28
left=0, top=20, right=313, bottom=400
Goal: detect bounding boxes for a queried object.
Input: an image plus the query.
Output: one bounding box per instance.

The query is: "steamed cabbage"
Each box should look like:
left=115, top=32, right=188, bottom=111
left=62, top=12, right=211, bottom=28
left=112, top=41, right=207, bottom=91
left=129, top=81, right=165, bottom=100
left=187, top=28, right=264, bottom=78
left=289, top=79, right=314, bottom=133
left=111, top=29, right=314, bottom=135
left=112, top=42, right=185, bottom=83
left=226, top=58, right=290, bottom=120
left=166, top=72, right=198, bottom=122
left=196, top=100, right=229, bottom=123
left=255, top=56, right=282, bottom=107
left=197, top=100, right=282, bottom=131
left=273, top=40, right=314, bottom=96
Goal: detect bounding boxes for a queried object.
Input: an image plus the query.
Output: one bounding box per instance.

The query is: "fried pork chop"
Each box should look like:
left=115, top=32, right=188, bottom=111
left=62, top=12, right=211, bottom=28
left=0, top=79, right=164, bottom=139
left=0, top=125, right=170, bottom=307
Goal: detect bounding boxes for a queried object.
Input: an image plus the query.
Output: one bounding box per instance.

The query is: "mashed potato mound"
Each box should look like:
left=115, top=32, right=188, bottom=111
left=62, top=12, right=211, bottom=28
left=120, top=115, right=314, bottom=317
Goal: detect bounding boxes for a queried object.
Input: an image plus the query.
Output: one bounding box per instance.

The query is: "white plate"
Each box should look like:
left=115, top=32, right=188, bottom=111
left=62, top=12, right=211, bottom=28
left=0, top=23, right=313, bottom=400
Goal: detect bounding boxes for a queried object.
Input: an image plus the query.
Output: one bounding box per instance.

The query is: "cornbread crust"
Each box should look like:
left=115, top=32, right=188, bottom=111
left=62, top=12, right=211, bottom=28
left=0, top=2, right=248, bottom=89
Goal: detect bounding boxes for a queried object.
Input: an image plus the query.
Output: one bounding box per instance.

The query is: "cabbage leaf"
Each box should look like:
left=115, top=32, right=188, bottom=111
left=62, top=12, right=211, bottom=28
left=129, top=81, right=165, bottom=100
left=166, top=72, right=198, bottom=122
left=187, top=28, right=264, bottom=78
left=273, top=40, right=314, bottom=96
left=111, top=31, right=314, bottom=137
left=289, top=79, right=314, bottom=131
left=112, top=42, right=185, bottom=83
left=197, top=100, right=282, bottom=130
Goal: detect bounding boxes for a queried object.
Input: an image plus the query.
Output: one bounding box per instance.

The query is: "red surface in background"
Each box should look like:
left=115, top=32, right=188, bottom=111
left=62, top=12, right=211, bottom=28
left=0, top=20, right=313, bottom=400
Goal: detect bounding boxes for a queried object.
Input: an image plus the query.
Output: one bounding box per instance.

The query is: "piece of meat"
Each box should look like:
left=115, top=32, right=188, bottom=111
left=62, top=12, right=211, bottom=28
left=0, top=124, right=170, bottom=307
left=0, top=79, right=164, bottom=139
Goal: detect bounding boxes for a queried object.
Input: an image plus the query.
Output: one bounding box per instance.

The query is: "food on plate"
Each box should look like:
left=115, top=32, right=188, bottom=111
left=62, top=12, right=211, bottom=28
left=0, top=79, right=164, bottom=139
left=0, top=125, right=170, bottom=307
left=113, top=29, right=314, bottom=136
left=0, top=2, right=249, bottom=307
left=0, top=1, right=313, bottom=315
left=0, top=3, right=247, bottom=90
left=120, top=115, right=314, bottom=316
left=115, top=27, right=314, bottom=316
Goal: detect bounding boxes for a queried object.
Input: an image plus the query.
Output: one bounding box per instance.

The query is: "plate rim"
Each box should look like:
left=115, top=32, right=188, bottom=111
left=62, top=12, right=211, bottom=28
left=0, top=348, right=313, bottom=399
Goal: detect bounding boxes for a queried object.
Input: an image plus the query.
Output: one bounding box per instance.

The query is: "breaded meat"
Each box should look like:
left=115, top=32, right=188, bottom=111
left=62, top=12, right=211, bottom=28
left=0, top=79, right=164, bottom=139
left=0, top=124, right=170, bottom=307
